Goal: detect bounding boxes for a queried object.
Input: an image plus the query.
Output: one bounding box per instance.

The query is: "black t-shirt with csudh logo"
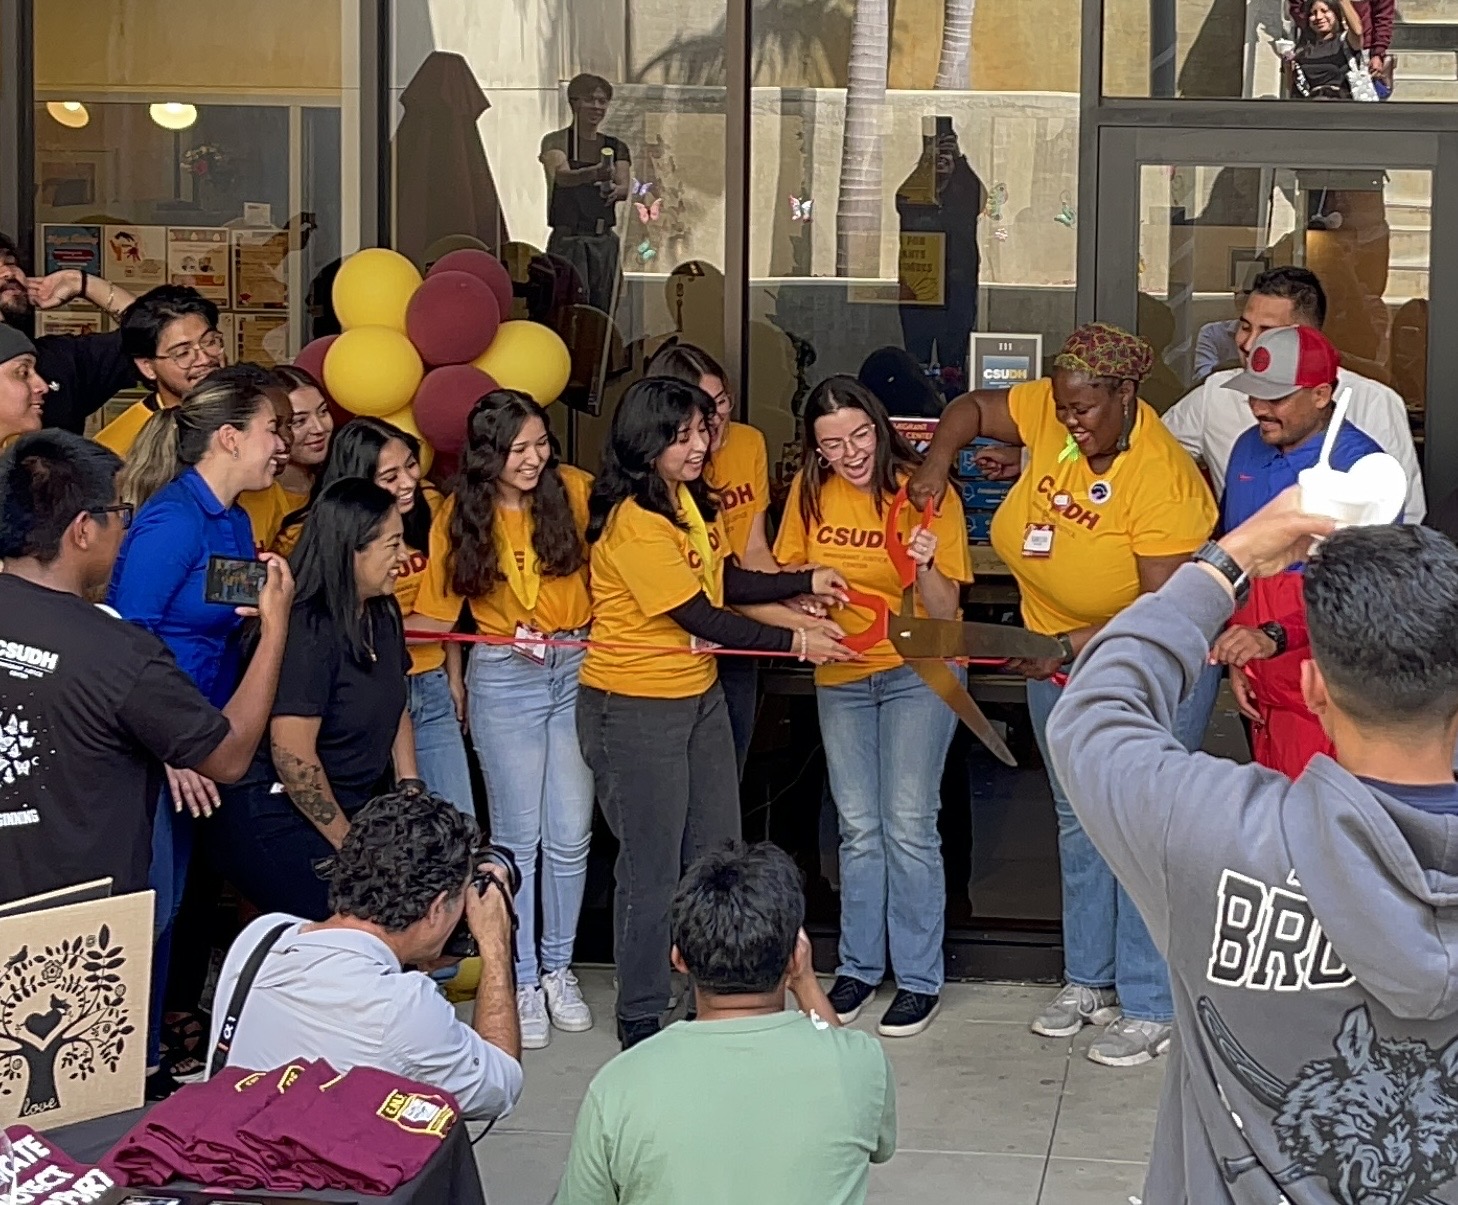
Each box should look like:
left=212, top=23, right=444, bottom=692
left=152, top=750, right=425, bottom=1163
left=0, top=574, right=230, bottom=903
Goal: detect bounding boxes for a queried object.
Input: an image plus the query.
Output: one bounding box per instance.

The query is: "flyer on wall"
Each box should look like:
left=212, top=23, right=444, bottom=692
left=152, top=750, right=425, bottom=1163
left=102, top=225, right=168, bottom=289
left=41, top=224, right=102, bottom=277
left=969, top=333, right=1043, bottom=394
left=230, top=228, right=289, bottom=310
left=36, top=308, right=106, bottom=338
left=167, top=227, right=229, bottom=301
left=237, top=312, right=289, bottom=366
left=217, top=311, right=237, bottom=356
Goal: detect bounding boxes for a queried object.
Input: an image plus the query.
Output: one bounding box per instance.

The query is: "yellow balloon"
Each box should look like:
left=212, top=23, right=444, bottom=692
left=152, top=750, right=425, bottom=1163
left=380, top=403, right=435, bottom=475
left=472, top=320, right=571, bottom=404
left=332, top=247, right=423, bottom=332
left=323, top=326, right=423, bottom=417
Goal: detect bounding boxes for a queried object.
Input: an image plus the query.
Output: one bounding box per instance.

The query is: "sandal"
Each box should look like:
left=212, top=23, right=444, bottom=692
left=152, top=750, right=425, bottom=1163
left=162, top=1009, right=209, bottom=1082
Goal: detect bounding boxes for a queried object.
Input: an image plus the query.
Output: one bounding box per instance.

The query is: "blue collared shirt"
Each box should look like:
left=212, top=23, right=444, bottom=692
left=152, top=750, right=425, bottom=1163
left=1221, top=419, right=1385, bottom=533
left=107, top=468, right=255, bottom=707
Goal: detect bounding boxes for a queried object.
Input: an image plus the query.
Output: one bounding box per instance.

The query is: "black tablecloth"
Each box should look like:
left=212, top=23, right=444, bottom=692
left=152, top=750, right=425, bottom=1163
left=45, top=1104, right=487, bottom=1204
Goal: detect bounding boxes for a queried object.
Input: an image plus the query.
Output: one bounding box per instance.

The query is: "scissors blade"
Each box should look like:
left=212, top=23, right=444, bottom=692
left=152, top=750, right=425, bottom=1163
left=910, top=660, right=1018, bottom=766
left=888, top=618, right=1064, bottom=661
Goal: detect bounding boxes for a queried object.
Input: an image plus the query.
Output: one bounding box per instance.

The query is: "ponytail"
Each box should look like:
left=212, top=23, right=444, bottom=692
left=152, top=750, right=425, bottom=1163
left=119, top=407, right=183, bottom=509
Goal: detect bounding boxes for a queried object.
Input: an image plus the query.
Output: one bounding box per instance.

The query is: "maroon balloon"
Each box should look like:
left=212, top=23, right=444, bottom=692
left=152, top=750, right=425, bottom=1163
left=292, top=334, right=351, bottom=428
left=405, top=270, right=501, bottom=366
left=412, top=364, right=498, bottom=456
left=427, top=249, right=513, bottom=323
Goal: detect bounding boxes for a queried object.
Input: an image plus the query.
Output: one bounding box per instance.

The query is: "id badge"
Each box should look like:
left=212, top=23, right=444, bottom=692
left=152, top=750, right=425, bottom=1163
left=513, top=622, right=548, bottom=665
left=690, top=636, right=722, bottom=654
left=1022, top=523, right=1054, bottom=558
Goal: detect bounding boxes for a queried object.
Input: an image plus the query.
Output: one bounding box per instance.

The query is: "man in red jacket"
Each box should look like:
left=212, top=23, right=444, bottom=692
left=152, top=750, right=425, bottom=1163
left=1289, top=0, right=1395, bottom=76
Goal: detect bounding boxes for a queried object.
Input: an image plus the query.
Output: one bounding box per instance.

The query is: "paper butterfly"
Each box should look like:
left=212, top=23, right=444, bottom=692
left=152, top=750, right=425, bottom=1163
left=789, top=196, right=813, bottom=222
left=985, top=182, right=1008, bottom=222
left=630, top=178, right=653, bottom=198
left=993, top=227, right=1009, bottom=242
left=636, top=240, right=657, bottom=263
left=635, top=199, right=663, bottom=224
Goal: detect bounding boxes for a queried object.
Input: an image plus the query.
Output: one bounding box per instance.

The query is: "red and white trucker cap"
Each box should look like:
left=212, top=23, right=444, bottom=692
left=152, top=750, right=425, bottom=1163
left=1226, top=325, right=1341, bottom=400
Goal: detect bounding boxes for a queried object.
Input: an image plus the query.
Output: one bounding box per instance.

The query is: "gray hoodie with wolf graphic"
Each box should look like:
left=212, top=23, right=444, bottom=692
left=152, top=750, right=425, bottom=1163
left=1046, top=564, right=1458, bottom=1205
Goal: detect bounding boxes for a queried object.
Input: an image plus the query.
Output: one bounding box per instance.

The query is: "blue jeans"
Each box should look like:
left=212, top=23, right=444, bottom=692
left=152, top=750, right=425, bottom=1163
left=408, top=667, right=475, bottom=819
left=146, top=792, right=193, bottom=1070
left=817, top=663, right=962, bottom=996
left=468, top=638, right=595, bottom=987
left=1026, top=663, right=1221, bottom=1022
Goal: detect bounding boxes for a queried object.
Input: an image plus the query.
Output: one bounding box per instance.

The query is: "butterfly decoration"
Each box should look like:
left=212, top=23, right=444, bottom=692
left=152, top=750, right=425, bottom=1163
left=1055, top=193, right=1077, bottom=228
left=985, top=182, right=1008, bottom=222
left=789, top=196, right=813, bottom=222
left=634, top=198, right=664, bottom=224
left=636, top=240, right=657, bottom=265
left=630, top=178, right=653, bottom=199
left=993, top=227, right=1009, bottom=242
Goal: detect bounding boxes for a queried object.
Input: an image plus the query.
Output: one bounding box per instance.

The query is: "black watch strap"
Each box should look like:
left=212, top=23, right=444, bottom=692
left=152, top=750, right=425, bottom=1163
left=1192, top=540, right=1250, bottom=606
left=1258, top=621, right=1287, bottom=656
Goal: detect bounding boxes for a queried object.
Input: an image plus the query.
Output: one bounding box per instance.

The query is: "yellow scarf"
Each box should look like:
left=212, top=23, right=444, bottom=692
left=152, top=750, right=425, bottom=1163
left=678, top=484, right=723, bottom=607
left=494, top=506, right=541, bottom=611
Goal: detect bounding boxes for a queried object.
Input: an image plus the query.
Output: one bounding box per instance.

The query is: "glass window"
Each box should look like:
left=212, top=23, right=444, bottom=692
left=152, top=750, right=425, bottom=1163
left=31, top=1, right=354, bottom=379
left=1104, top=0, right=1453, bottom=102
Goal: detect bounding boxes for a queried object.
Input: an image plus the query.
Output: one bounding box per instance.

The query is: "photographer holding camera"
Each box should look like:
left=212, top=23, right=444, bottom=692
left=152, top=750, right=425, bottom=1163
left=206, top=786, right=524, bottom=1121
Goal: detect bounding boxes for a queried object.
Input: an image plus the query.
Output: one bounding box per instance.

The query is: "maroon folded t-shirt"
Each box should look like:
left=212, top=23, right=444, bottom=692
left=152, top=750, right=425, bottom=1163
left=189, top=1059, right=339, bottom=1189
left=2, top=1125, right=118, bottom=1203
left=101, top=1066, right=263, bottom=1185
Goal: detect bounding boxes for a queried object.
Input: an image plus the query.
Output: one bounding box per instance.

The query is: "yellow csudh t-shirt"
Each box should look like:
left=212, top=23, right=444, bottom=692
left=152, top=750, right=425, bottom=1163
left=988, top=377, right=1216, bottom=636
left=95, top=397, right=162, bottom=456
left=774, top=471, right=972, bottom=687
left=706, top=421, right=770, bottom=562
left=415, top=464, right=594, bottom=638
left=236, top=481, right=308, bottom=554
left=579, top=497, right=728, bottom=699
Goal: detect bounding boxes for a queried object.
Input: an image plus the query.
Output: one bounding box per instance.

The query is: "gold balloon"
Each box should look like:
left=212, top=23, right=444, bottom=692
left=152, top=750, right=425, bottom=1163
left=473, top=320, right=571, bottom=404
left=332, top=247, right=423, bottom=332
left=323, top=326, right=423, bottom=417
left=380, top=402, right=435, bottom=475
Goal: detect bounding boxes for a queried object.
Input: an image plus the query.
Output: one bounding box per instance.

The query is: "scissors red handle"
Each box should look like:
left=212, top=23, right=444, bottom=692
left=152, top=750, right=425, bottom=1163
left=839, top=587, right=888, bottom=654
left=886, top=487, right=936, bottom=588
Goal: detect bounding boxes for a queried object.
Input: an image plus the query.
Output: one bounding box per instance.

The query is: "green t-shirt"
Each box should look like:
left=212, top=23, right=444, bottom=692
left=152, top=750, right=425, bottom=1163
left=555, top=1011, right=897, bottom=1205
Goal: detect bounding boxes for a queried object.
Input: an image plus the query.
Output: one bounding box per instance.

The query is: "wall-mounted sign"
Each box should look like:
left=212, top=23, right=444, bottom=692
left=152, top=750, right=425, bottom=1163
left=969, top=333, right=1043, bottom=393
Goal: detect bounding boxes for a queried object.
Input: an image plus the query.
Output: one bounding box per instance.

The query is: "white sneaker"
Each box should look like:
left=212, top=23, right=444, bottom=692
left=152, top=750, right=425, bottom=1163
left=517, top=984, right=550, bottom=1049
left=542, top=967, right=594, bottom=1033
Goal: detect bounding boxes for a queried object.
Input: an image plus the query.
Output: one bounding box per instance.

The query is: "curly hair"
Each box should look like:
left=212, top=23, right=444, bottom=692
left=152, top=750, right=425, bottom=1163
left=326, top=786, right=479, bottom=931
left=448, top=389, right=585, bottom=599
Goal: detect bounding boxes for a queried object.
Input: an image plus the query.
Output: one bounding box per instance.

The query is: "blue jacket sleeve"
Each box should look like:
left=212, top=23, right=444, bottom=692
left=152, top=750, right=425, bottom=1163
left=109, top=500, right=205, bottom=635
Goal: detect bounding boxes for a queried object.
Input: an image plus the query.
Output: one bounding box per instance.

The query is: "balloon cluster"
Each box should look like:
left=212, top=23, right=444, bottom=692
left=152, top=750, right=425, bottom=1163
left=294, top=247, right=573, bottom=466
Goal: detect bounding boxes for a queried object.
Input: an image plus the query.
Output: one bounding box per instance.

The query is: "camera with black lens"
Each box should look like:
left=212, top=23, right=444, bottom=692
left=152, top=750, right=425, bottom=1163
left=443, top=842, right=521, bottom=959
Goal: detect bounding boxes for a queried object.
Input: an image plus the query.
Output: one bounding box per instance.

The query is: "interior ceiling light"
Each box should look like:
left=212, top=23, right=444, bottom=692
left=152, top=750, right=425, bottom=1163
left=46, top=101, right=89, bottom=129
left=149, top=102, right=198, bottom=131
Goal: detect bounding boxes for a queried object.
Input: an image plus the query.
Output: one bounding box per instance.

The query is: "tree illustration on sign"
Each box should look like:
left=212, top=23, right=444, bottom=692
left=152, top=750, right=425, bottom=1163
left=0, top=925, right=132, bottom=1117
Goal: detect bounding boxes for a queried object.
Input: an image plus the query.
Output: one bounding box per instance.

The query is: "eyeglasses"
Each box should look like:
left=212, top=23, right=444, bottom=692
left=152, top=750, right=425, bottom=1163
left=88, top=503, right=134, bottom=531
left=154, top=330, right=227, bottom=367
left=817, top=423, right=877, bottom=460
left=709, top=389, right=733, bottom=416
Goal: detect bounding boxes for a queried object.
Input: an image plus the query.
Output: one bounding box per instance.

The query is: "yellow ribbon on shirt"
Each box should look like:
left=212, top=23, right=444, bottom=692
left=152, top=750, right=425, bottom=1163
left=494, top=508, right=542, bottom=611
left=678, top=484, right=724, bottom=607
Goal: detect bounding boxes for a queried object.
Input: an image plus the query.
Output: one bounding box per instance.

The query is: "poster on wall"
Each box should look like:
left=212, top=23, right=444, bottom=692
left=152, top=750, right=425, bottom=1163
left=230, top=229, right=289, bottom=310
left=969, top=333, right=1043, bottom=394
left=41, top=224, right=102, bottom=277
left=217, top=311, right=237, bottom=357
left=236, top=313, right=289, bottom=366
left=897, top=232, right=947, bottom=307
left=102, top=225, right=167, bottom=290
left=167, top=227, right=229, bottom=301
left=36, top=307, right=106, bottom=338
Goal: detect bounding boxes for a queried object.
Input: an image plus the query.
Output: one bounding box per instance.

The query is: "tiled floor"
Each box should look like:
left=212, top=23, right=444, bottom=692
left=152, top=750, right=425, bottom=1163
left=467, top=969, right=1161, bottom=1203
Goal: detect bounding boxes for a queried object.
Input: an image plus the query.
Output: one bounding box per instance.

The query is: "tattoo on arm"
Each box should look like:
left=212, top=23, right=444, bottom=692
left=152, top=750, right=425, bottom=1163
left=272, top=744, right=342, bottom=831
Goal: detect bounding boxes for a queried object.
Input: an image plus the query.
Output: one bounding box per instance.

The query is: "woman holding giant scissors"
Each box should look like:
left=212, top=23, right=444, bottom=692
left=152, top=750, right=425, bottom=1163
left=909, top=323, right=1217, bottom=1068
left=774, top=376, right=972, bottom=1040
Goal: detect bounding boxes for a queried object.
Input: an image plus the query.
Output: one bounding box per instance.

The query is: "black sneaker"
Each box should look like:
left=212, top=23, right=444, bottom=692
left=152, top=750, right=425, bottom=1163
left=878, top=990, right=941, bottom=1038
left=826, top=975, right=877, bottom=1024
left=144, top=1066, right=182, bottom=1102
left=618, top=1016, right=661, bottom=1051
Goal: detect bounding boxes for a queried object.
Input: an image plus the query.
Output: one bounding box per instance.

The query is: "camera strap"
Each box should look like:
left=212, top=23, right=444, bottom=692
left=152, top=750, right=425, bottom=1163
left=207, top=921, right=293, bottom=1078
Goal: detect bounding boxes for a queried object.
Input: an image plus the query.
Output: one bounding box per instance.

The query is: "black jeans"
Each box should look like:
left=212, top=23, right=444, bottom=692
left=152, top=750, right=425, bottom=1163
left=208, top=779, right=338, bottom=921
left=576, top=683, right=741, bottom=1025
left=716, top=655, right=760, bottom=779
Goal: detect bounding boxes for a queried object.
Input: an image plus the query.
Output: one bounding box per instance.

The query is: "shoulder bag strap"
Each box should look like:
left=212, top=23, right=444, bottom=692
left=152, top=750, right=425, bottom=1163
left=207, top=921, right=293, bottom=1078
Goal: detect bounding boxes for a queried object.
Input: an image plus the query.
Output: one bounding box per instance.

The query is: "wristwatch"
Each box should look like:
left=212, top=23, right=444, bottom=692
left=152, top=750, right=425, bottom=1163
left=1192, top=541, right=1251, bottom=606
left=1054, top=632, right=1076, bottom=665
left=1258, top=621, right=1287, bottom=656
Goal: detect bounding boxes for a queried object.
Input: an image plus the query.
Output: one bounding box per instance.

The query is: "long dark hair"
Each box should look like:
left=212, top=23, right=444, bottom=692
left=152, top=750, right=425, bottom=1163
left=448, top=389, right=585, bottom=598
left=798, top=375, right=920, bottom=528
left=289, top=477, right=402, bottom=665
left=586, top=377, right=717, bottom=544
left=281, top=416, right=430, bottom=551
left=645, top=340, right=728, bottom=392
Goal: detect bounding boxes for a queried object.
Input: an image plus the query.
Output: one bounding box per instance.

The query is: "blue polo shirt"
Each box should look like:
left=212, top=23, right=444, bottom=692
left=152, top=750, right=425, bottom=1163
left=1220, top=419, right=1385, bottom=533
left=107, top=468, right=255, bottom=707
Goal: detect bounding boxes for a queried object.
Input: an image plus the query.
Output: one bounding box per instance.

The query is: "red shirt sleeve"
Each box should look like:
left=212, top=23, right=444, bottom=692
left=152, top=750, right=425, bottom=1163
left=1367, top=0, right=1394, bottom=54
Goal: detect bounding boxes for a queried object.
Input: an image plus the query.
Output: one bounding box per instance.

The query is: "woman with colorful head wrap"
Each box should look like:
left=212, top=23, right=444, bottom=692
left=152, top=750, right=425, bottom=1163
left=908, top=322, right=1218, bottom=1068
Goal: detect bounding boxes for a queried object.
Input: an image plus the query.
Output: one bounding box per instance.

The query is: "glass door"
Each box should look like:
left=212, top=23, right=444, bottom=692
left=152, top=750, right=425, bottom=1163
left=1090, top=127, right=1458, bottom=506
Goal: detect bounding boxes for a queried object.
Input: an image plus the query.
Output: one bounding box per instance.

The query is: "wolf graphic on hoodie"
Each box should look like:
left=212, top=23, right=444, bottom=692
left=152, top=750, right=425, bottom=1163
left=1047, top=565, right=1458, bottom=1205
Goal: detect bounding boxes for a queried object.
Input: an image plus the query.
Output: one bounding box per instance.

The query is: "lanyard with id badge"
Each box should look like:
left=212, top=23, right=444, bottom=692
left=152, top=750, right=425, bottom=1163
left=497, top=512, right=551, bottom=664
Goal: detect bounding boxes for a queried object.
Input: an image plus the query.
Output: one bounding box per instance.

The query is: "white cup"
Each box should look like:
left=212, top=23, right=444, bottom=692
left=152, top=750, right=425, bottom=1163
left=1298, top=453, right=1407, bottom=527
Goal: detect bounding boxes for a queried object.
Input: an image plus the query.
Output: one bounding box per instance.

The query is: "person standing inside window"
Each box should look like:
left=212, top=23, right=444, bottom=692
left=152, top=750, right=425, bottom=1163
left=579, top=377, right=853, bottom=1050
left=414, top=390, right=595, bottom=1049
left=99, top=286, right=228, bottom=456
left=212, top=479, right=416, bottom=920
left=106, top=364, right=287, bottom=1096
left=908, top=323, right=1218, bottom=1068
left=238, top=365, right=334, bottom=552
left=773, top=377, right=971, bottom=1040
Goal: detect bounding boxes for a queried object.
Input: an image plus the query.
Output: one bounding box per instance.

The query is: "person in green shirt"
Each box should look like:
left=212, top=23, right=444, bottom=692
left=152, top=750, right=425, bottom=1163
left=555, top=842, right=897, bottom=1205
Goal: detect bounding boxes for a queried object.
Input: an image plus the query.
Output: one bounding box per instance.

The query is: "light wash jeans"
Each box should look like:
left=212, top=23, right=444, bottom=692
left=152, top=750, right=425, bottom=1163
left=408, top=667, right=475, bottom=818
left=1026, top=663, right=1222, bottom=1022
left=817, top=663, right=963, bottom=996
left=468, top=636, right=595, bottom=987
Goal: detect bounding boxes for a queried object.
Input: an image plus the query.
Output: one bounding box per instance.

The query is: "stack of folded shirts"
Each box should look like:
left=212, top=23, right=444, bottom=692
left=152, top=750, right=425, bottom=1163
left=0, top=1125, right=116, bottom=1204
left=102, top=1061, right=461, bottom=1195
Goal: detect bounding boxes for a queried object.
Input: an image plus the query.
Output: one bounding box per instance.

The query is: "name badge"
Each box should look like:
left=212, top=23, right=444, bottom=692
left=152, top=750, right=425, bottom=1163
left=1022, top=523, right=1054, bottom=558
left=513, top=622, right=548, bottom=665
